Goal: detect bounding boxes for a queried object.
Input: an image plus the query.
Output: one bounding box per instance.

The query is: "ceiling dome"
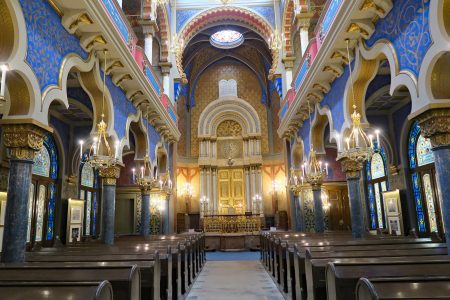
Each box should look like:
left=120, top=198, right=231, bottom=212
left=210, top=30, right=244, bottom=49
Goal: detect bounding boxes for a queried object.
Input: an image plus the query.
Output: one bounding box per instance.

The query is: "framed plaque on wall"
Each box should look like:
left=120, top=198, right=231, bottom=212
left=66, top=199, right=84, bottom=243
left=383, top=190, right=404, bottom=235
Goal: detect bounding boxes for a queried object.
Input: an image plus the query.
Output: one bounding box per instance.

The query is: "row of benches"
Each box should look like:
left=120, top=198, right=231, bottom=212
left=0, top=233, right=206, bottom=300
left=261, top=231, right=450, bottom=299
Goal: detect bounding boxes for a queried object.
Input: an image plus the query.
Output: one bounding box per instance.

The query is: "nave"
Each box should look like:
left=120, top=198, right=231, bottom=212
left=0, top=0, right=450, bottom=298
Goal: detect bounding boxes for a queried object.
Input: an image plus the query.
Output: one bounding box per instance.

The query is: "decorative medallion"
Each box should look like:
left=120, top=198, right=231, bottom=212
left=217, top=120, right=242, bottom=137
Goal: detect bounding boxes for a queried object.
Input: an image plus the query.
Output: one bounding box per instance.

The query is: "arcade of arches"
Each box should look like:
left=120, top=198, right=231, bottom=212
left=0, top=0, right=450, bottom=299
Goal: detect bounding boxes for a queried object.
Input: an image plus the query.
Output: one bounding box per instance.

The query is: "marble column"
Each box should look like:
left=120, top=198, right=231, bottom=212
left=164, top=194, right=170, bottom=234
left=341, top=159, right=365, bottom=238
left=140, top=188, right=151, bottom=237
left=159, top=62, right=172, bottom=97
left=312, top=185, right=325, bottom=233
left=212, top=168, right=217, bottom=214
left=282, top=57, right=295, bottom=92
left=418, top=109, right=450, bottom=252
left=296, top=15, right=313, bottom=56
left=245, top=167, right=251, bottom=212
left=99, top=166, right=120, bottom=245
left=0, top=123, right=46, bottom=263
left=291, top=188, right=304, bottom=231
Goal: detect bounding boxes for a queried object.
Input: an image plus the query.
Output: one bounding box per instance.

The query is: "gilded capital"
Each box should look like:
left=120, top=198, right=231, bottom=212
left=99, top=166, right=121, bottom=185
left=340, top=158, right=364, bottom=180
left=418, top=108, right=450, bottom=148
left=2, top=123, right=47, bottom=161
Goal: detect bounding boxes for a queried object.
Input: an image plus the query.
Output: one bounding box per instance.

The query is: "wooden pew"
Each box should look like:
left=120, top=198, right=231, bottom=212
left=26, top=251, right=162, bottom=300
left=275, top=237, right=435, bottom=300
left=0, top=280, right=113, bottom=300
left=0, top=264, right=139, bottom=300
left=306, top=247, right=449, bottom=300
left=327, top=259, right=450, bottom=300
left=356, top=276, right=450, bottom=300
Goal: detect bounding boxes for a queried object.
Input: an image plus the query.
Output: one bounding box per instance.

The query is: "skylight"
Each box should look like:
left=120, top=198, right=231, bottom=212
left=210, top=30, right=244, bottom=49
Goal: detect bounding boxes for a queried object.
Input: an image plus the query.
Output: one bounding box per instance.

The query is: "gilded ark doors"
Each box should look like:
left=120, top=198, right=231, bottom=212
left=218, top=168, right=245, bottom=215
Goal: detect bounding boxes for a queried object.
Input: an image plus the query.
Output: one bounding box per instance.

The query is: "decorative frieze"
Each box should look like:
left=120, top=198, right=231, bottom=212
left=2, top=123, right=47, bottom=161
left=418, top=108, right=450, bottom=148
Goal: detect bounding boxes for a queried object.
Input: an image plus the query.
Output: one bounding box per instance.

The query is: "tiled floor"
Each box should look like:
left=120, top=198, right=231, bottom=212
left=186, top=259, right=284, bottom=300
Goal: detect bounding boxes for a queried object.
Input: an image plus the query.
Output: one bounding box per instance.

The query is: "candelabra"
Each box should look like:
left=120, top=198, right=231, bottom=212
left=200, top=196, right=210, bottom=218
left=79, top=51, right=120, bottom=170
left=252, top=194, right=262, bottom=215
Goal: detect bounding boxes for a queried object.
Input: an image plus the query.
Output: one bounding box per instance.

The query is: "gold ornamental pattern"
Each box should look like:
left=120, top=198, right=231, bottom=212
left=418, top=108, right=450, bottom=148
left=217, top=120, right=242, bottom=137
left=99, top=166, right=121, bottom=185
left=340, top=158, right=364, bottom=179
left=2, top=124, right=46, bottom=160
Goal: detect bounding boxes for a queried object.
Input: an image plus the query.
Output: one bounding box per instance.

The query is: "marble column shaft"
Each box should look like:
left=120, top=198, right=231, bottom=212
left=312, top=187, right=325, bottom=233
left=1, top=159, right=33, bottom=262
left=0, top=123, right=46, bottom=263
left=347, top=177, right=364, bottom=238
left=99, top=166, right=120, bottom=245
left=340, top=158, right=365, bottom=239
left=140, top=191, right=151, bottom=236
left=292, top=190, right=304, bottom=231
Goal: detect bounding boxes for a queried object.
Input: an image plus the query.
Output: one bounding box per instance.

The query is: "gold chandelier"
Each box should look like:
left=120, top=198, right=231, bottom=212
left=337, top=40, right=375, bottom=162
left=80, top=51, right=120, bottom=170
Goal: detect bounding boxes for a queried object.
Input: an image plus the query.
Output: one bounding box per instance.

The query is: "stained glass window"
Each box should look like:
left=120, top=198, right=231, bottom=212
left=32, top=147, right=51, bottom=177
left=371, top=152, right=386, bottom=179
left=210, top=30, right=244, bottom=49
left=367, top=184, right=376, bottom=229
left=416, top=135, right=434, bottom=166
left=408, top=121, right=438, bottom=234
left=46, top=183, right=56, bottom=240
left=35, top=184, right=46, bottom=242
left=27, top=184, right=34, bottom=243
left=85, top=191, right=92, bottom=236
left=366, top=147, right=388, bottom=230
left=81, top=164, right=95, bottom=188
left=423, top=174, right=438, bottom=232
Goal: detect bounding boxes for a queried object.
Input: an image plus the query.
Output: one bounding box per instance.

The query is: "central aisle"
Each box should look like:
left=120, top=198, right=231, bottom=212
left=186, top=253, right=284, bottom=300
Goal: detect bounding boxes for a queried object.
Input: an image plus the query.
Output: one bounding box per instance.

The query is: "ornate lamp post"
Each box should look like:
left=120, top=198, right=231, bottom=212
left=200, top=196, right=209, bottom=218
left=336, top=40, right=376, bottom=238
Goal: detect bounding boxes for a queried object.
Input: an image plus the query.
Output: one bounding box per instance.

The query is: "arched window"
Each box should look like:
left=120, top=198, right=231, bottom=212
left=79, top=153, right=99, bottom=237
left=408, top=121, right=442, bottom=235
left=365, top=147, right=389, bottom=230
left=28, top=133, right=58, bottom=247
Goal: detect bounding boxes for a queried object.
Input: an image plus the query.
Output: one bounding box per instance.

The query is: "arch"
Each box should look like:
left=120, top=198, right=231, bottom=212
left=0, top=0, right=42, bottom=121
left=179, top=6, right=274, bottom=46
left=310, top=104, right=337, bottom=154
left=360, top=39, right=419, bottom=115
left=155, top=142, right=168, bottom=175
left=281, top=0, right=296, bottom=57
left=291, top=137, right=304, bottom=169
left=41, top=54, right=115, bottom=139
left=121, top=110, right=150, bottom=162
left=198, top=97, right=261, bottom=138
left=187, top=53, right=270, bottom=106
left=156, top=4, right=170, bottom=62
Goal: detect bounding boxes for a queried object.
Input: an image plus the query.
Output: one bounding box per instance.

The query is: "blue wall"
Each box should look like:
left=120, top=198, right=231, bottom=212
left=20, top=0, right=88, bottom=91
left=366, top=0, right=431, bottom=78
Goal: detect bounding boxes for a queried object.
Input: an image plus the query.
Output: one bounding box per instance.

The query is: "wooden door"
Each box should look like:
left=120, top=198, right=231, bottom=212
left=218, top=168, right=245, bottom=215
left=326, top=186, right=351, bottom=231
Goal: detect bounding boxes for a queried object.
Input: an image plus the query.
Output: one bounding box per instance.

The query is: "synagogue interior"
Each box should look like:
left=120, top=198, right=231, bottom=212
left=0, top=0, right=449, bottom=299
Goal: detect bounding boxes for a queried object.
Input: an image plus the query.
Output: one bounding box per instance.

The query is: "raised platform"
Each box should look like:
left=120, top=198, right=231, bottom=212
left=204, top=232, right=260, bottom=252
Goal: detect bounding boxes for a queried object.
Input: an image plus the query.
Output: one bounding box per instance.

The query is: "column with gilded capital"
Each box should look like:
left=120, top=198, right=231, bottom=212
left=1, top=123, right=47, bottom=262
left=340, top=158, right=365, bottom=238
left=418, top=109, right=450, bottom=251
left=99, top=166, right=121, bottom=245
